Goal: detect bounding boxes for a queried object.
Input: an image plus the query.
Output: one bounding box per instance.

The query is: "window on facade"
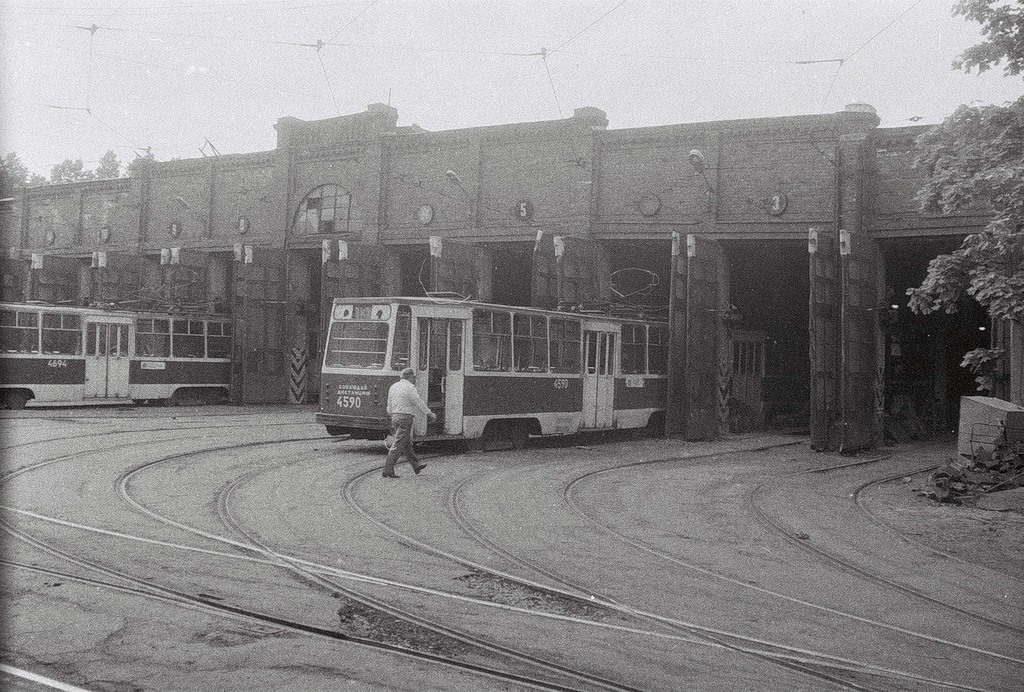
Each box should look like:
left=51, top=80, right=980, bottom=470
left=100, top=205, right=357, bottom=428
left=41, top=313, right=82, bottom=355
left=513, top=314, right=548, bottom=372
left=136, top=318, right=170, bottom=357
left=325, top=321, right=388, bottom=369
left=207, top=321, right=233, bottom=359
left=648, top=326, right=668, bottom=374
left=294, top=184, right=352, bottom=235
left=172, top=320, right=206, bottom=358
left=621, top=324, right=647, bottom=374
left=549, top=318, right=581, bottom=374
left=0, top=310, right=39, bottom=353
left=391, top=306, right=411, bottom=370
left=472, top=309, right=511, bottom=371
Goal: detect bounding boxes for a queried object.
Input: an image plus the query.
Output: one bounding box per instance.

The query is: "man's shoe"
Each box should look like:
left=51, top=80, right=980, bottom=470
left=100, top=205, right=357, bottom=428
left=382, top=472, right=400, bottom=479
left=413, top=464, right=427, bottom=475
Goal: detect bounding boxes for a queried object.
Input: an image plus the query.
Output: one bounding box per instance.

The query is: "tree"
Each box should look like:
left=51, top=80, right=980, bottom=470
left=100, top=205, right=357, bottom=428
left=953, top=0, right=1024, bottom=76
left=909, top=0, right=1024, bottom=397
left=1, top=152, right=30, bottom=193
left=0, top=152, right=46, bottom=194
left=94, top=150, right=122, bottom=180
left=126, top=149, right=155, bottom=178
left=49, top=158, right=95, bottom=184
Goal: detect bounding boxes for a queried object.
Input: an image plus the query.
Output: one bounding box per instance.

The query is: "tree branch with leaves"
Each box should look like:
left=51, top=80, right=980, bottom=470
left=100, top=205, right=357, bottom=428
left=909, top=0, right=1024, bottom=397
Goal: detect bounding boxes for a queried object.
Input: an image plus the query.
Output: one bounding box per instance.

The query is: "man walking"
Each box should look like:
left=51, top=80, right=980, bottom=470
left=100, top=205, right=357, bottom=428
left=383, top=367, right=436, bottom=478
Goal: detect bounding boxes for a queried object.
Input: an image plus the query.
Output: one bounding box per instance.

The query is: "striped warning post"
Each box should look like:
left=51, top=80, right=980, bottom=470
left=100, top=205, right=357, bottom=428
left=288, top=347, right=308, bottom=404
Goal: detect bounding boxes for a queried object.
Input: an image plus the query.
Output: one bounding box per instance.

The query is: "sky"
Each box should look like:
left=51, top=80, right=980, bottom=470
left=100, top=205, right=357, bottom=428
left=2, top=0, right=1022, bottom=178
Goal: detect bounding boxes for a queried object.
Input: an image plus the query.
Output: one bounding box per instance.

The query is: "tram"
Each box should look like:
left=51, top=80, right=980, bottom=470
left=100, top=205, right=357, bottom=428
left=314, top=297, right=669, bottom=446
left=0, top=302, right=232, bottom=409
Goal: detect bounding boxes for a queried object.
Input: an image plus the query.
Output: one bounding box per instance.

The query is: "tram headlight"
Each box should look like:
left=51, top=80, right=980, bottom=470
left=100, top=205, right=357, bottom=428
left=333, top=304, right=353, bottom=320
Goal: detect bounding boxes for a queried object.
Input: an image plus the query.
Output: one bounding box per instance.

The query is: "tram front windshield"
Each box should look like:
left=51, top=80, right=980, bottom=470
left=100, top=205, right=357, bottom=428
left=324, top=321, right=389, bottom=369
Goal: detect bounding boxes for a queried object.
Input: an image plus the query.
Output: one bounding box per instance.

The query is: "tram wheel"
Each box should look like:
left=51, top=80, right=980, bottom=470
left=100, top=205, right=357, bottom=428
left=4, top=390, right=29, bottom=410
left=507, top=422, right=529, bottom=450
left=482, top=421, right=529, bottom=451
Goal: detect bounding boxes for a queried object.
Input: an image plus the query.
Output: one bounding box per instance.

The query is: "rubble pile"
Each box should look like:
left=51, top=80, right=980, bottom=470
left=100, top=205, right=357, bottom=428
left=923, top=438, right=1024, bottom=507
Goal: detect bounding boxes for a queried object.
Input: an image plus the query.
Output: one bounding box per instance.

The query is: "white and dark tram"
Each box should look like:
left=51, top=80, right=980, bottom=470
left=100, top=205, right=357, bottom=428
left=0, top=301, right=232, bottom=409
left=315, top=297, right=670, bottom=446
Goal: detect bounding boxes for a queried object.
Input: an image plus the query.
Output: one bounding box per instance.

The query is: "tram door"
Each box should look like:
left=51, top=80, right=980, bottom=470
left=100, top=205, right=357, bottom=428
left=583, top=329, right=615, bottom=428
left=84, top=321, right=130, bottom=399
left=416, top=315, right=465, bottom=436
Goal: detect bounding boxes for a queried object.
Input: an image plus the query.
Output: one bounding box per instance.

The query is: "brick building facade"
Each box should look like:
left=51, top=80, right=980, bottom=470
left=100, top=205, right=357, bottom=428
left=2, top=102, right=1012, bottom=448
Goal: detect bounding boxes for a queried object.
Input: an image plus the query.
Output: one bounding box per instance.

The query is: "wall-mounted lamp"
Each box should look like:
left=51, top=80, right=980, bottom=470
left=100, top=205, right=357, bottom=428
left=687, top=149, right=706, bottom=174
left=688, top=149, right=715, bottom=194
left=445, top=169, right=463, bottom=186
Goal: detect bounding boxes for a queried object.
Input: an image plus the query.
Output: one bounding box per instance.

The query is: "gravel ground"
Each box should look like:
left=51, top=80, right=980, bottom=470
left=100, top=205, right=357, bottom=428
left=2, top=407, right=1021, bottom=691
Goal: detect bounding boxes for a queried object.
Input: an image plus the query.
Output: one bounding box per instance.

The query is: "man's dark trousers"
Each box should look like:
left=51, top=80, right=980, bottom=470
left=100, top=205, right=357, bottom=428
left=384, top=413, right=420, bottom=475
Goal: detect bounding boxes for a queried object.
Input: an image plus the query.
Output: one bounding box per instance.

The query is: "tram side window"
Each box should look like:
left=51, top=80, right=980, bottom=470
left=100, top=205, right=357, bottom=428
left=40, top=314, right=82, bottom=355
left=584, top=331, right=598, bottom=374
left=513, top=314, right=548, bottom=372
left=0, top=310, right=40, bottom=353
left=621, top=324, right=647, bottom=374
left=648, top=326, right=668, bottom=374
left=549, top=318, right=581, bottom=374
left=391, top=306, right=411, bottom=370
left=325, top=321, right=388, bottom=369
left=207, top=322, right=233, bottom=359
left=472, top=310, right=511, bottom=371
left=172, top=320, right=206, bottom=358
left=136, top=319, right=170, bottom=357
left=448, top=322, right=463, bottom=371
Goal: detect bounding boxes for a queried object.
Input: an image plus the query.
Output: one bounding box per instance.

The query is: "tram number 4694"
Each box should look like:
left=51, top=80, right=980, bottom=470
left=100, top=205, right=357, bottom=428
left=338, top=395, right=362, bottom=408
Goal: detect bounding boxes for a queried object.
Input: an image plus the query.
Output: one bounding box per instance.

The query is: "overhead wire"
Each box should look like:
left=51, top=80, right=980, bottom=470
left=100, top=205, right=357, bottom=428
left=325, top=0, right=381, bottom=45
left=14, top=0, right=365, bottom=18
left=550, top=0, right=630, bottom=54
left=817, top=0, right=926, bottom=112
left=11, top=1, right=937, bottom=175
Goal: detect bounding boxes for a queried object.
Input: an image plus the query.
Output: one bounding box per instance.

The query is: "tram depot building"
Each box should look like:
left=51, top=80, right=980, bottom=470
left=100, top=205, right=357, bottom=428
left=1, top=102, right=1019, bottom=450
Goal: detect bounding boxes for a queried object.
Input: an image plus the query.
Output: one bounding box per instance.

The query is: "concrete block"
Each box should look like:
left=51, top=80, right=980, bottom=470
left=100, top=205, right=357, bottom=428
left=958, top=396, right=1024, bottom=458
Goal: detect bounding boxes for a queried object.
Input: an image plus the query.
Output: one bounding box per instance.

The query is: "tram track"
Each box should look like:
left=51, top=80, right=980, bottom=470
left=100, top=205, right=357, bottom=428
left=104, top=435, right=870, bottom=691
left=851, top=466, right=1024, bottom=585
left=340, top=441, right=1009, bottom=691
left=4, top=428, right=610, bottom=691
left=0, top=548, right=582, bottom=692
left=0, top=417, right=324, bottom=459
left=209, top=464, right=644, bottom=692
left=748, top=455, right=1024, bottom=635
left=554, top=445, right=1022, bottom=688
left=106, top=434, right=649, bottom=691
left=5, top=414, right=1021, bottom=691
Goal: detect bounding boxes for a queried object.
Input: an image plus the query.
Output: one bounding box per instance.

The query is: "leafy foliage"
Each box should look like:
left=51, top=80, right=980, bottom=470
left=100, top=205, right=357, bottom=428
left=126, top=150, right=155, bottom=178
left=910, top=2, right=1024, bottom=394
left=952, top=0, right=1024, bottom=76
left=909, top=98, right=1024, bottom=323
left=94, top=151, right=122, bottom=180
left=0, top=152, right=46, bottom=192
left=49, top=159, right=95, bottom=184
left=961, top=347, right=1005, bottom=392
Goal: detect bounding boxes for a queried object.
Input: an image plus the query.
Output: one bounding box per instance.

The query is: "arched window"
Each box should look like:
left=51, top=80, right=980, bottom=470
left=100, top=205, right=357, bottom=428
left=293, top=184, right=351, bottom=235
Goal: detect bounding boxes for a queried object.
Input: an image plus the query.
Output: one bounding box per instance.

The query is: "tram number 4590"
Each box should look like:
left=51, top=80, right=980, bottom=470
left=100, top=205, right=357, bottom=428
left=338, top=395, right=362, bottom=408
